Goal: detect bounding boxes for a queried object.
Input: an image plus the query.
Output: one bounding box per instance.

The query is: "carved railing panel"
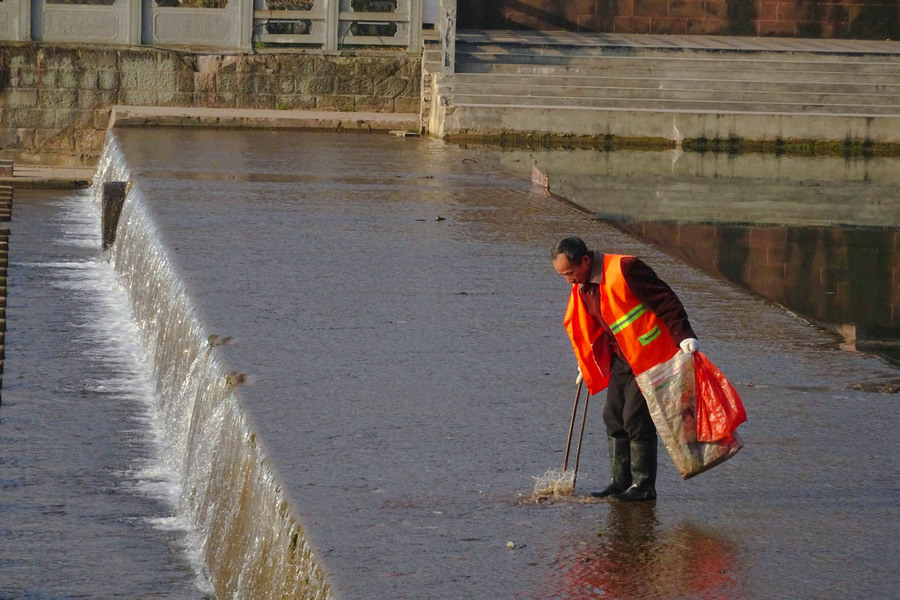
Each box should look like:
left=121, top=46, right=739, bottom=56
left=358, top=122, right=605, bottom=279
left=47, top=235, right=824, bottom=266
left=253, top=0, right=421, bottom=51
left=35, top=0, right=140, bottom=44
left=0, top=0, right=29, bottom=41
left=151, top=0, right=252, bottom=49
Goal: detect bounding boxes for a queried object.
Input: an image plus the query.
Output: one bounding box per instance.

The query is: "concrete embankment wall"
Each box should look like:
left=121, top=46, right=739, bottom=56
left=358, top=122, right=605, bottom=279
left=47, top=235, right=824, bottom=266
left=0, top=45, right=421, bottom=165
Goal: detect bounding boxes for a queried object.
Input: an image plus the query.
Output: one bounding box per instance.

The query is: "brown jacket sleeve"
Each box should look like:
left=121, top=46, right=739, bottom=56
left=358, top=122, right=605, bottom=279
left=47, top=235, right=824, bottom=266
left=621, top=257, right=697, bottom=344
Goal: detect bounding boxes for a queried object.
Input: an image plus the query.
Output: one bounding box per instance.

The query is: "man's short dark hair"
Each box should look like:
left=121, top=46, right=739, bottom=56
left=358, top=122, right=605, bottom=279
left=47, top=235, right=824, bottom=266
left=552, top=237, right=590, bottom=262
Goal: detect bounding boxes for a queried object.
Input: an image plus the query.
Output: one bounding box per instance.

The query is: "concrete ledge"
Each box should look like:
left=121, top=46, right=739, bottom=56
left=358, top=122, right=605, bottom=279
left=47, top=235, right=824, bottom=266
left=109, top=106, right=421, bottom=133
left=0, top=165, right=95, bottom=188
left=444, top=105, right=900, bottom=154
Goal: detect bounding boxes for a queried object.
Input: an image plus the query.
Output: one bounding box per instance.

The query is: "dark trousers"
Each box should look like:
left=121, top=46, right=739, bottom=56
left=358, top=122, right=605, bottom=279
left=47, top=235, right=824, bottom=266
left=602, top=355, right=657, bottom=441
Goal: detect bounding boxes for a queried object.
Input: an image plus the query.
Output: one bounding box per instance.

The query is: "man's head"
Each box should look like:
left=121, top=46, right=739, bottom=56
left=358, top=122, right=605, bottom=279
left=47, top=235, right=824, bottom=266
left=551, top=237, right=592, bottom=285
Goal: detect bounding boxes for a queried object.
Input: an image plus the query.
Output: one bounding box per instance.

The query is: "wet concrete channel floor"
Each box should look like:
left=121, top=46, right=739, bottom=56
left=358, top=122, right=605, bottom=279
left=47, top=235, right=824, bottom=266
left=56, top=129, right=900, bottom=597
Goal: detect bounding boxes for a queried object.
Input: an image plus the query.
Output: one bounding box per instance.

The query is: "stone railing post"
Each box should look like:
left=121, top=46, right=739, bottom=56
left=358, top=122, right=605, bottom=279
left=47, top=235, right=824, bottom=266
left=324, top=0, right=339, bottom=52
left=239, top=0, right=254, bottom=50
left=439, top=0, right=456, bottom=74
left=407, top=0, right=422, bottom=53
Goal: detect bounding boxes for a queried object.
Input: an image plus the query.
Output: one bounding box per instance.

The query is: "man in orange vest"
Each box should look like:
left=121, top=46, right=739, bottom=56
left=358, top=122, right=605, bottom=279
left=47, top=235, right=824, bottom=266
left=552, top=237, right=700, bottom=501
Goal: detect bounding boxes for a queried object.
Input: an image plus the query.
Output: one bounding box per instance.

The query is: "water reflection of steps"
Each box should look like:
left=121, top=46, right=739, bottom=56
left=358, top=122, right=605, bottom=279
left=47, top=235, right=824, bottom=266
left=437, top=32, right=900, bottom=143
left=491, top=149, right=900, bottom=228
left=553, top=177, right=900, bottom=228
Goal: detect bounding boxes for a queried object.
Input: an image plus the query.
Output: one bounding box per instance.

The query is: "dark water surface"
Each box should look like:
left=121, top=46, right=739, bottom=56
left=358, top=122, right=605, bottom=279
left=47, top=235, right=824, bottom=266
left=3, top=130, right=900, bottom=599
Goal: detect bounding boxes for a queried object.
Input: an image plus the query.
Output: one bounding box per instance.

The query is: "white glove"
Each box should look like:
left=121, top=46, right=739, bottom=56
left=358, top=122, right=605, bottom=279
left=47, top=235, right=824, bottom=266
left=680, top=338, right=700, bottom=354
left=575, top=370, right=583, bottom=385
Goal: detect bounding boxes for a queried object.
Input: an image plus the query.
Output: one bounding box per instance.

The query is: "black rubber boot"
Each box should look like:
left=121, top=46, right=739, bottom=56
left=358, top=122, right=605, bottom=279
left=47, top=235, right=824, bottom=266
left=614, top=438, right=657, bottom=502
left=590, top=436, right=631, bottom=498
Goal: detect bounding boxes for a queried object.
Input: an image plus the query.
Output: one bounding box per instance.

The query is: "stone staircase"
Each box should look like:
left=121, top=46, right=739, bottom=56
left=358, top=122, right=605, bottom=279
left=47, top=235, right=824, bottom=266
left=426, top=32, right=900, bottom=148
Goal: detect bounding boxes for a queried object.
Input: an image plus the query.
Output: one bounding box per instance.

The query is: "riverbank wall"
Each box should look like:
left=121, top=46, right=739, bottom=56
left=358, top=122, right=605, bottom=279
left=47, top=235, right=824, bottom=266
left=0, top=44, right=421, bottom=166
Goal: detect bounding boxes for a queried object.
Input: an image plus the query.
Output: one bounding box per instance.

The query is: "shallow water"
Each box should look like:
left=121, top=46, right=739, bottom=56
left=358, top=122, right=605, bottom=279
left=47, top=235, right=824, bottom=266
left=112, top=129, right=900, bottom=599
left=478, top=147, right=900, bottom=363
left=3, top=130, right=899, bottom=599
left=0, top=189, right=212, bottom=598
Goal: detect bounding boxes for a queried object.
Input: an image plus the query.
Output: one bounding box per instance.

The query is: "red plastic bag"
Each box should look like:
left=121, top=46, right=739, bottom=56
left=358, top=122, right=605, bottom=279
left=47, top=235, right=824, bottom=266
left=693, top=352, right=747, bottom=442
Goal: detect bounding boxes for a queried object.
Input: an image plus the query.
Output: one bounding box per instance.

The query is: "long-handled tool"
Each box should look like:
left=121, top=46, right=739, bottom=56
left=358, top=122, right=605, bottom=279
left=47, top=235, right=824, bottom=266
left=572, top=393, right=590, bottom=489
left=563, top=379, right=583, bottom=472
left=563, top=379, right=591, bottom=490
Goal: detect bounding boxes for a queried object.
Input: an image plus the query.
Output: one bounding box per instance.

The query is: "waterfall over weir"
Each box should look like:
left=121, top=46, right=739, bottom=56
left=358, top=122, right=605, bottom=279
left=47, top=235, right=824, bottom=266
left=93, top=133, right=331, bottom=600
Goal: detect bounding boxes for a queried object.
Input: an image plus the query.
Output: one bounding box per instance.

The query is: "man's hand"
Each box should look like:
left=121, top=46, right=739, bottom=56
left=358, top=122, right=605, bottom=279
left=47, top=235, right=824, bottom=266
left=679, top=338, right=700, bottom=354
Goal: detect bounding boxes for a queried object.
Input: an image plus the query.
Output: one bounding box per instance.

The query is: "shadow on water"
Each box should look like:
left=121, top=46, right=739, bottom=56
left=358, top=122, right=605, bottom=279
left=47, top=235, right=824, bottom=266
left=472, top=147, right=900, bottom=366
left=543, top=503, right=741, bottom=600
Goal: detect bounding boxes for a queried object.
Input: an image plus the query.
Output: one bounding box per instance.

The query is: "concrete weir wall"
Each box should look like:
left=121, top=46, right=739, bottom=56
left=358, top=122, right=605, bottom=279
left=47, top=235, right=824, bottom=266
left=0, top=45, right=421, bottom=165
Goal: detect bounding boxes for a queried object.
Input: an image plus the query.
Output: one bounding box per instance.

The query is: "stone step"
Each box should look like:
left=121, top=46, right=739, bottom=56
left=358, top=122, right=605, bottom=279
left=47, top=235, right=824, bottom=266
left=456, top=49, right=900, bottom=74
left=435, top=33, right=900, bottom=144
left=452, top=78, right=900, bottom=106
left=454, top=30, right=900, bottom=56
left=455, top=45, right=900, bottom=72
left=450, top=94, right=900, bottom=115
left=456, top=60, right=900, bottom=85
left=441, top=103, right=900, bottom=144
left=452, top=72, right=900, bottom=96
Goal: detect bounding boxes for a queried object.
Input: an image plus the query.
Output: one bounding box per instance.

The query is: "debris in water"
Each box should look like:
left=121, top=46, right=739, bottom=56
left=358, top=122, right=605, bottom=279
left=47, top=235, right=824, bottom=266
left=225, top=372, right=247, bottom=387
left=850, top=381, right=900, bottom=394
left=435, top=215, right=446, bottom=221
left=532, top=468, right=575, bottom=499
left=207, top=334, right=232, bottom=347
left=506, top=541, right=516, bottom=549
left=389, top=130, right=420, bottom=138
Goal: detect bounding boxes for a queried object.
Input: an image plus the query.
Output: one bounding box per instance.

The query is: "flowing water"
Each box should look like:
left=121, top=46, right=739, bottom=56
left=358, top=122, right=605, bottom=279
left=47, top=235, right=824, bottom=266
left=0, top=188, right=212, bottom=598
left=2, top=129, right=898, bottom=599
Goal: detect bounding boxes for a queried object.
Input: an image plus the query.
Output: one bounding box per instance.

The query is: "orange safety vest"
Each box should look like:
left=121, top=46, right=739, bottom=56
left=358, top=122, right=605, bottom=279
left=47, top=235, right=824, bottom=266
left=564, top=254, right=680, bottom=394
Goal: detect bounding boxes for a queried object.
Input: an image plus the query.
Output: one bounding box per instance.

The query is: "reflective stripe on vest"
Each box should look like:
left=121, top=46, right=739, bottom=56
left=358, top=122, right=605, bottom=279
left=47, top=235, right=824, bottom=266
left=609, top=304, right=646, bottom=334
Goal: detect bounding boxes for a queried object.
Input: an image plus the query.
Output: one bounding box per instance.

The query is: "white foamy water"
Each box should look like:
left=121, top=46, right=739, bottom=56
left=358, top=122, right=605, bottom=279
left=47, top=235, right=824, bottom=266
left=531, top=468, right=575, bottom=499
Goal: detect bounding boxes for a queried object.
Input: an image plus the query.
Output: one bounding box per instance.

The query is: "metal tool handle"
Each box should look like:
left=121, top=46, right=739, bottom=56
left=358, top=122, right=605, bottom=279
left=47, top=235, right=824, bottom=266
left=563, top=379, right=583, bottom=472
left=572, top=394, right=591, bottom=489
